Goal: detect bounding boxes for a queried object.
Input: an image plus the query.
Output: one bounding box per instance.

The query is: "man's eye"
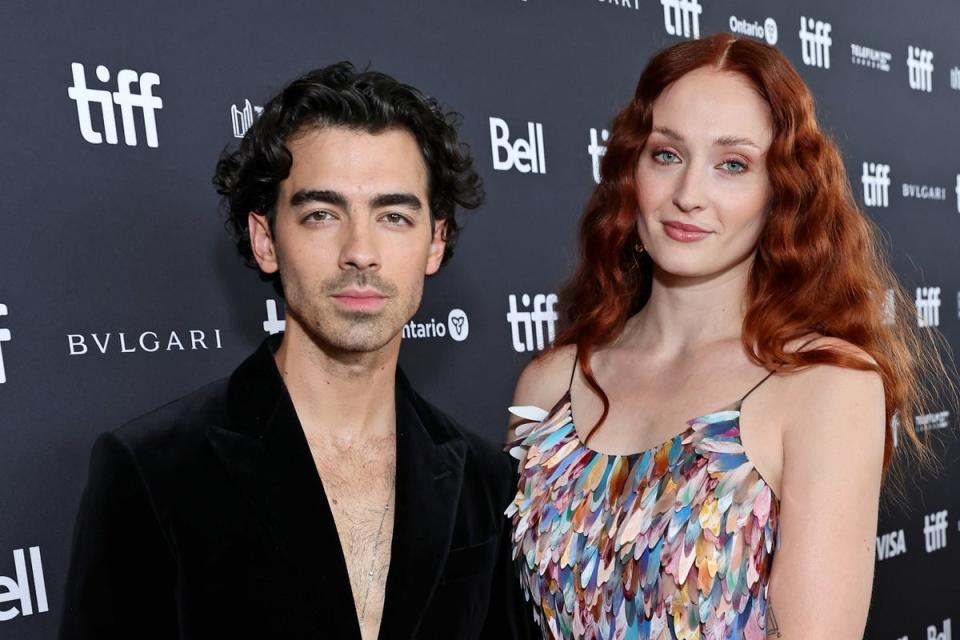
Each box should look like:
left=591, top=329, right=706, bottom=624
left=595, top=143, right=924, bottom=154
left=304, top=210, right=335, bottom=222
left=382, top=213, right=411, bottom=226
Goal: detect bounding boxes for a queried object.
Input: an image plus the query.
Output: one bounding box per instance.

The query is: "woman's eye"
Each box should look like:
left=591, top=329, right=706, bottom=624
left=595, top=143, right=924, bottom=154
left=653, top=150, right=680, bottom=164
left=720, top=160, right=747, bottom=173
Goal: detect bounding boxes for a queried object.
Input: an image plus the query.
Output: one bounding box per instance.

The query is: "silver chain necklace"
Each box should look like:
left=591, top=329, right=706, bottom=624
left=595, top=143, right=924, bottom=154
left=358, top=487, right=394, bottom=624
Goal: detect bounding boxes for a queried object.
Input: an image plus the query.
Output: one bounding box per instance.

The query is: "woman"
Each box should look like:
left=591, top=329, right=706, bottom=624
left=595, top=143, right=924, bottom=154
left=506, top=34, right=942, bottom=639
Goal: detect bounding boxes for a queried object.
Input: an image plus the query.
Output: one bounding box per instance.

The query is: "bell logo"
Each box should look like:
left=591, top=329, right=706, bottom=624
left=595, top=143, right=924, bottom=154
left=927, top=619, right=952, bottom=640
left=506, top=293, right=558, bottom=353
left=0, top=303, right=10, bottom=384
left=0, top=547, right=48, bottom=622
left=489, top=117, right=546, bottom=174
left=67, top=63, right=162, bottom=147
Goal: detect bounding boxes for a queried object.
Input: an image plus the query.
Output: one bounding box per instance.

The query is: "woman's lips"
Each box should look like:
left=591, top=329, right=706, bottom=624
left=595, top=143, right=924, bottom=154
left=662, top=220, right=712, bottom=242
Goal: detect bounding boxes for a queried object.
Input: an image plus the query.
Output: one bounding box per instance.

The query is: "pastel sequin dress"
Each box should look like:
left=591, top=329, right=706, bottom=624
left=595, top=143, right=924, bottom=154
left=506, top=369, right=780, bottom=640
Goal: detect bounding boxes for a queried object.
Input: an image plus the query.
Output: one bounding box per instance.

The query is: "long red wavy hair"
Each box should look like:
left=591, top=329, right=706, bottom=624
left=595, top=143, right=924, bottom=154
left=553, top=33, right=950, bottom=474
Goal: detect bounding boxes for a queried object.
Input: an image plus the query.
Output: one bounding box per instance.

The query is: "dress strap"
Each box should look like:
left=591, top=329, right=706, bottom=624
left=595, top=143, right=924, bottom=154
left=736, top=336, right=822, bottom=407
left=737, top=369, right=776, bottom=406
left=567, top=346, right=579, bottom=393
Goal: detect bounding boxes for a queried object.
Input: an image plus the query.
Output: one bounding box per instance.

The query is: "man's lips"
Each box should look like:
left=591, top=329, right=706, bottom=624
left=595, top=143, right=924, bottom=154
left=331, top=289, right=387, bottom=311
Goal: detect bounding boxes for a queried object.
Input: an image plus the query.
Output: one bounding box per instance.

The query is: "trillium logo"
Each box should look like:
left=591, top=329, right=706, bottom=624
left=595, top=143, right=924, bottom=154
left=402, top=308, right=470, bottom=342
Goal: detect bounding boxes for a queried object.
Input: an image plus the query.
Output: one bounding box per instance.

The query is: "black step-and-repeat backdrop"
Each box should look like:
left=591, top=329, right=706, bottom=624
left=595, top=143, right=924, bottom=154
left=2, top=1, right=958, bottom=637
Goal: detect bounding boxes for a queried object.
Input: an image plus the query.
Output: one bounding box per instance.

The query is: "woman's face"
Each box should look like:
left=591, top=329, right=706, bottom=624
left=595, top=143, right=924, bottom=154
left=635, top=67, right=774, bottom=282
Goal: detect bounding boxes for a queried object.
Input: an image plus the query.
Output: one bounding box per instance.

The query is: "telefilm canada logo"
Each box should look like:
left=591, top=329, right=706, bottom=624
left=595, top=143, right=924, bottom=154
left=660, top=0, right=702, bottom=40
left=0, top=303, right=10, bottom=384
left=850, top=43, right=892, bottom=72
left=489, top=117, right=546, bottom=174
left=67, top=62, right=162, bottom=147
left=507, top=293, right=558, bottom=353
left=231, top=99, right=263, bottom=139
left=0, top=546, right=48, bottom=622
left=799, top=17, right=832, bottom=69
left=728, top=15, right=777, bottom=45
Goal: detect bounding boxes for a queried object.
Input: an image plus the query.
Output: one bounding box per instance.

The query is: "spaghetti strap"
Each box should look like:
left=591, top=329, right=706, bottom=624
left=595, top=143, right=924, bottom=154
left=567, top=347, right=579, bottom=393
left=737, top=336, right=822, bottom=407
left=737, top=369, right=776, bottom=406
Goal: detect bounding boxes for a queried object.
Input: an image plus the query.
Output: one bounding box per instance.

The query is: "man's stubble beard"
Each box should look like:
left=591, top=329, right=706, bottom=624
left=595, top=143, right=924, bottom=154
left=282, top=270, right=422, bottom=355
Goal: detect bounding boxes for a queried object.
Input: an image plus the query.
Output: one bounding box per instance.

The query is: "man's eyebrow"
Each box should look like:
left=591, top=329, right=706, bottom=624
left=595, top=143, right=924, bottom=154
left=289, top=189, right=347, bottom=208
left=370, top=193, right=423, bottom=211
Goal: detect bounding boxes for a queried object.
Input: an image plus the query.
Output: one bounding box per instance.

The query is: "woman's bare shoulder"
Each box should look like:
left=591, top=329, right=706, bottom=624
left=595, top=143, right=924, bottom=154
left=509, top=344, right=578, bottom=426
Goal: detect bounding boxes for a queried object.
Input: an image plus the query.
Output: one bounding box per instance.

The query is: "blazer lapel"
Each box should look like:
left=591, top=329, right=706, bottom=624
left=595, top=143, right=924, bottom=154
left=378, top=372, right=467, bottom=640
left=205, top=338, right=361, bottom=638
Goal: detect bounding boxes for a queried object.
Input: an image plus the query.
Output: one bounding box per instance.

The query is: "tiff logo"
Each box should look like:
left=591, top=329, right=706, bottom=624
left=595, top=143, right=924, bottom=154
left=490, top=118, right=546, bottom=174
left=861, top=162, right=890, bottom=207
left=908, top=46, right=935, bottom=92
left=67, top=63, right=162, bottom=147
left=231, top=99, right=263, bottom=139
left=955, top=174, right=960, bottom=213
left=507, top=293, right=558, bottom=353
left=661, top=0, right=702, bottom=39
left=799, top=17, right=832, bottom=69
left=916, top=287, right=941, bottom=327
left=264, top=299, right=286, bottom=335
left=951, top=66, right=960, bottom=90
left=588, top=127, right=609, bottom=184
left=0, top=304, right=9, bottom=384
left=0, top=547, right=48, bottom=622
left=923, top=510, right=948, bottom=552
left=928, top=618, right=952, bottom=640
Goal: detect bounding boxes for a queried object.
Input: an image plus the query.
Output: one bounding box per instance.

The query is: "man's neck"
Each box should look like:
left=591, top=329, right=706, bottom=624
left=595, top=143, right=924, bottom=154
left=273, top=323, right=401, bottom=445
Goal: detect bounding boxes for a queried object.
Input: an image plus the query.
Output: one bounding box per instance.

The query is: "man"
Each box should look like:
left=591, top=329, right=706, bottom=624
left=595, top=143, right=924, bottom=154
left=61, top=62, right=529, bottom=639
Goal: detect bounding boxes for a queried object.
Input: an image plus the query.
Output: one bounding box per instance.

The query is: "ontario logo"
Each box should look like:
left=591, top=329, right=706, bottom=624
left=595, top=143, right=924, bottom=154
left=403, top=308, right=470, bottom=342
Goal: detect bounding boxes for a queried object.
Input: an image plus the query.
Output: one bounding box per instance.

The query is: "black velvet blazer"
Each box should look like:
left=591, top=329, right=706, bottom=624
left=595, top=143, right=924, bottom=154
left=60, top=337, right=533, bottom=639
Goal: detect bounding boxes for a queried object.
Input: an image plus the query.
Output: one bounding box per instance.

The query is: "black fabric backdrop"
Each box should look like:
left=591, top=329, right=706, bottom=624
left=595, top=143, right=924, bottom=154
left=1, top=1, right=957, bottom=638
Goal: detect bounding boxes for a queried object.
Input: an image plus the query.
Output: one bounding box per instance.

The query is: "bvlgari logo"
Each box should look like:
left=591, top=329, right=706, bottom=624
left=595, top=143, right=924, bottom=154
left=67, top=329, right=223, bottom=355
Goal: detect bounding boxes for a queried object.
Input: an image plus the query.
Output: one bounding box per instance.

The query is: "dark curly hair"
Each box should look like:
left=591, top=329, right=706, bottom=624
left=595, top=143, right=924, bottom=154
left=213, top=61, right=484, bottom=287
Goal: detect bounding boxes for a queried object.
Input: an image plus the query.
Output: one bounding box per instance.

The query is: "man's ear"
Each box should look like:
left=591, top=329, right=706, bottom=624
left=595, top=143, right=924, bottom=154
left=425, top=219, right=446, bottom=276
left=248, top=212, right=279, bottom=274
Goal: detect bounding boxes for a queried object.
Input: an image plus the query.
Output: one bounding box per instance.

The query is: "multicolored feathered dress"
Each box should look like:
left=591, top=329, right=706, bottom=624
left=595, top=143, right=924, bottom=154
left=506, top=392, right=779, bottom=640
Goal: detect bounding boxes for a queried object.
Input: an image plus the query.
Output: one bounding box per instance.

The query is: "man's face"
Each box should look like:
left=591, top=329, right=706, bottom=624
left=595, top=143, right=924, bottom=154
left=249, top=126, right=445, bottom=355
